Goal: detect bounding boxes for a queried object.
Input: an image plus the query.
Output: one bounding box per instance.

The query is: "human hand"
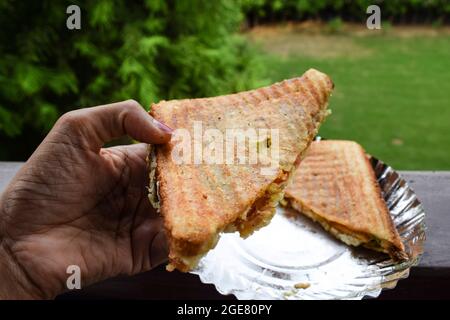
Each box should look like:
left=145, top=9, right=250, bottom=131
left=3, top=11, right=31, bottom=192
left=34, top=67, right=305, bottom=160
left=0, top=100, right=172, bottom=299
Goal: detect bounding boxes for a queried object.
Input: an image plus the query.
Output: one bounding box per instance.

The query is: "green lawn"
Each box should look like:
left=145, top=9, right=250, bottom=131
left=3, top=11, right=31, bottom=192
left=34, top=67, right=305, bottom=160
left=248, top=26, right=450, bottom=170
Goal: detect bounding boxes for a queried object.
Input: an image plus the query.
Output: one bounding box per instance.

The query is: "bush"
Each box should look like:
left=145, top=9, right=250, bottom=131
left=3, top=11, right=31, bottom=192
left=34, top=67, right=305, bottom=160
left=242, top=0, right=450, bottom=25
left=0, top=0, right=262, bottom=160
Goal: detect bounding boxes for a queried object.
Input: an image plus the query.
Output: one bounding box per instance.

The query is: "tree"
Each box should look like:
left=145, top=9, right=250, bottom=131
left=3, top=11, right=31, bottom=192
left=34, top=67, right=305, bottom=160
left=0, top=0, right=262, bottom=160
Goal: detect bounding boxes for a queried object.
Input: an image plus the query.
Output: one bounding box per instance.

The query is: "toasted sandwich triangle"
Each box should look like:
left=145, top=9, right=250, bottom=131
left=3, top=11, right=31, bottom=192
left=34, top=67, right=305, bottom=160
left=150, top=69, right=334, bottom=272
left=284, top=140, right=406, bottom=260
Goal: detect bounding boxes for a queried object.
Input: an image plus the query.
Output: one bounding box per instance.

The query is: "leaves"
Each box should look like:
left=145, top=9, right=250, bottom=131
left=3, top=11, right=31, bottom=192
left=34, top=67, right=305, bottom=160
left=36, top=103, right=59, bottom=132
left=48, top=70, right=78, bottom=95
left=15, top=64, right=45, bottom=96
left=0, top=0, right=261, bottom=158
left=90, top=0, right=115, bottom=28
left=0, top=106, right=22, bottom=137
left=242, top=0, right=450, bottom=21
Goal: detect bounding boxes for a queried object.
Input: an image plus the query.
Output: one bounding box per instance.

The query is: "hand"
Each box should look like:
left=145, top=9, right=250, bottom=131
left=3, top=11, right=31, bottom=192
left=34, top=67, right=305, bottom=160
left=0, top=100, right=172, bottom=299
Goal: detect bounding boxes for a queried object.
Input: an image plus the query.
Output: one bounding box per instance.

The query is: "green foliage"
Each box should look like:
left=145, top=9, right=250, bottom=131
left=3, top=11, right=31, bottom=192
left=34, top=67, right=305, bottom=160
left=0, top=0, right=262, bottom=159
left=242, top=0, right=450, bottom=23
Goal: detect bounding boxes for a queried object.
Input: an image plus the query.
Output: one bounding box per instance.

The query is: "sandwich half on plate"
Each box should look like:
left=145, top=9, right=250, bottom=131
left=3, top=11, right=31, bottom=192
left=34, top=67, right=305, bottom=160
left=283, top=140, right=407, bottom=260
left=149, top=69, right=334, bottom=272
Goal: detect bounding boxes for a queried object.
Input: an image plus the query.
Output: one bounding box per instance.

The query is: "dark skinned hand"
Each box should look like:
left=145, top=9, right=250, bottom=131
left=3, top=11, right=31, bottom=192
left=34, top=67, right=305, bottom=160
left=0, top=100, right=172, bottom=299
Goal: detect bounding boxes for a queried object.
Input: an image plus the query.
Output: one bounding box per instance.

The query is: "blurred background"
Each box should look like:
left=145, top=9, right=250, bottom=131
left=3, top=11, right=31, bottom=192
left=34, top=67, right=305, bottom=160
left=0, top=0, right=449, bottom=169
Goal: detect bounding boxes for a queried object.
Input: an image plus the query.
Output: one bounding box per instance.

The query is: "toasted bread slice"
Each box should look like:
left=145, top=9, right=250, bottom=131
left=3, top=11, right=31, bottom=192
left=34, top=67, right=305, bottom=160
left=149, top=69, right=334, bottom=272
left=284, top=140, right=406, bottom=260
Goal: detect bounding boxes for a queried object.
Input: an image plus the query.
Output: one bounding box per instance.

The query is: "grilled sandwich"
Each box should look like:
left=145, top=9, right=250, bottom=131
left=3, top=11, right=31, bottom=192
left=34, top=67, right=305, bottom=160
left=149, top=69, right=334, bottom=272
left=283, top=140, right=406, bottom=260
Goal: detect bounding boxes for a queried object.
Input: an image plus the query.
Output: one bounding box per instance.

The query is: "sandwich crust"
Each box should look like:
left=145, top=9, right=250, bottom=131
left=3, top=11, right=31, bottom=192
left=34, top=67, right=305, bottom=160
left=150, top=69, right=334, bottom=271
left=284, top=140, right=406, bottom=260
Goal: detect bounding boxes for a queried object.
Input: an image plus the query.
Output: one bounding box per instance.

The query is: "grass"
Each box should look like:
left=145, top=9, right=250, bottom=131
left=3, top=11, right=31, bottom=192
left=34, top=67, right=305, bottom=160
left=247, top=24, right=450, bottom=170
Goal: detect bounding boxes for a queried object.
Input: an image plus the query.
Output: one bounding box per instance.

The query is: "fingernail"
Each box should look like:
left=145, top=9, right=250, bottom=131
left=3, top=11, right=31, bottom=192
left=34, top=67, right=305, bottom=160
left=152, top=118, right=173, bottom=134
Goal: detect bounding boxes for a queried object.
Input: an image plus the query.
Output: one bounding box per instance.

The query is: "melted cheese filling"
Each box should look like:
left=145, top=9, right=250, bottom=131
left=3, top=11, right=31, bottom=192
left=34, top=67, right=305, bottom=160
left=287, top=198, right=396, bottom=254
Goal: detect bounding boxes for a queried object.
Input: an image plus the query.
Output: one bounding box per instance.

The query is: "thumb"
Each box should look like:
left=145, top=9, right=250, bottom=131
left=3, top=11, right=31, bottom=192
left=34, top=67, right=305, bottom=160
left=53, top=100, right=173, bottom=151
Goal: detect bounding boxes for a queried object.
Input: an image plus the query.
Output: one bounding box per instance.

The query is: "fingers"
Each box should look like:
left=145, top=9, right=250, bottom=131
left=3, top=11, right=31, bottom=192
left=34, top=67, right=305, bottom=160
left=105, top=143, right=149, bottom=164
left=55, top=100, right=173, bottom=151
left=129, top=214, right=168, bottom=274
left=149, top=229, right=169, bottom=269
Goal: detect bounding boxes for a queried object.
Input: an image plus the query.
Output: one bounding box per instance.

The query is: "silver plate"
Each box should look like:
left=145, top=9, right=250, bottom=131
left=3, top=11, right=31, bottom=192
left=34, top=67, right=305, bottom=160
left=191, top=157, right=426, bottom=300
